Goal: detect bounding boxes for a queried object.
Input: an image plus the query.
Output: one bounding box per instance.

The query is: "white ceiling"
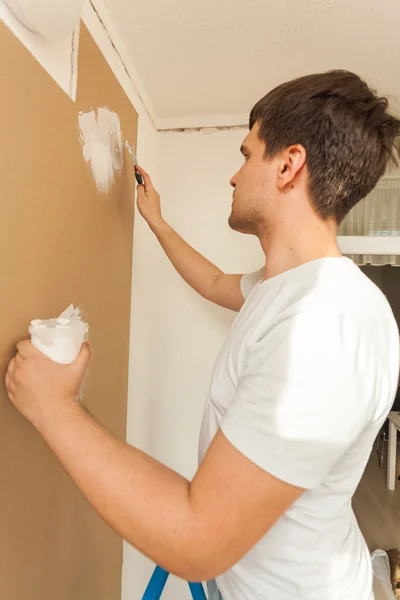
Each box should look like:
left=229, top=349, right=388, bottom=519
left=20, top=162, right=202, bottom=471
left=102, top=0, right=400, bottom=129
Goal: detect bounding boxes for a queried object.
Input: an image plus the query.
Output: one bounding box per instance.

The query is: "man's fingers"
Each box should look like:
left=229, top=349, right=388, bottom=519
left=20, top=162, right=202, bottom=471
left=5, top=372, right=15, bottom=397
left=15, top=353, right=25, bottom=367
left=136, top=183, right=146, bottom=202
left=8, top=357, right=16, bottom=376
left=5, top=372, right=13, bottom=390
left=17, top=340, right=40, bottom=359
left=136, top=165, right=154, bottom=191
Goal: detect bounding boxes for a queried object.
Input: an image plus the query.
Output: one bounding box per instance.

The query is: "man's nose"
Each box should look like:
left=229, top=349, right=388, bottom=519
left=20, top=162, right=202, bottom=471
left=230, top=173, right=237, bottom=188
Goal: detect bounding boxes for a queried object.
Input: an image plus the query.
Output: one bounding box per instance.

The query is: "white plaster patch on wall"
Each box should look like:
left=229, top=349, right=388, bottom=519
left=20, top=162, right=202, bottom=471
left=69, top=22, right=80, bottom=101
left=3, top=0, right=84, bottom=41
left=78, top=107, right=124, bottom=193
left=0, top=0, right=80, bottom=101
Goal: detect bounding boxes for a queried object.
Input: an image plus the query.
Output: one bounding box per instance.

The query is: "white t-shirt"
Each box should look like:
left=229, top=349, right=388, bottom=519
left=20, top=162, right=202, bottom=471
left=198, top=257, right=399, bottom=600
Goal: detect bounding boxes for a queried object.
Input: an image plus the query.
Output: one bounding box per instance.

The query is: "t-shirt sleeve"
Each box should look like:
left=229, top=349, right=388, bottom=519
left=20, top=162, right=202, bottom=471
left=240, top=268, right=265, bottom=300
left=221, top=311, right=368, bottom=489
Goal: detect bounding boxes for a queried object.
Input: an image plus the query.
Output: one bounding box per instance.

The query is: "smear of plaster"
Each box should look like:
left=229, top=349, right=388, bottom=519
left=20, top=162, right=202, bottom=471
left=0, top=3, right=80, bottom=101
left=78, top=107, right=124, bottom=193
left=69, top=22, right=80, bottom=100
left=159, top=125, right=248, bottom=134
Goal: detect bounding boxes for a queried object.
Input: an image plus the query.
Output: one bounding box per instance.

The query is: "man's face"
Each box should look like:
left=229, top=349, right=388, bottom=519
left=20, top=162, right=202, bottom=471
left=229, top=123, right=276, bottom=236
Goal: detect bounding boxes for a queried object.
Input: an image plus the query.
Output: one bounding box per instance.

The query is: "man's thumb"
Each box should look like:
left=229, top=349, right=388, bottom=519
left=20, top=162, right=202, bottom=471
left=73, top=342, right=91, bottom=374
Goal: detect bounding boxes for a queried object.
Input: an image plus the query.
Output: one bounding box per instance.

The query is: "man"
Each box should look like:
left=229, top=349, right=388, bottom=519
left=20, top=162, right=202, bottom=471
left=6, top=71, right=400, bottom=600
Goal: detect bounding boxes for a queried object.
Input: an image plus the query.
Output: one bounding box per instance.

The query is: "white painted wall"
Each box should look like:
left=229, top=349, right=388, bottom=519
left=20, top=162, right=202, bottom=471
left=123, top=127, right=264, bottom=599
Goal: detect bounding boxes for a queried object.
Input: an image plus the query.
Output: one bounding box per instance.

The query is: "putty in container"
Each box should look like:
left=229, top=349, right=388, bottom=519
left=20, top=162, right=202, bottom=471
left=29, top=305, right=89, bottom=364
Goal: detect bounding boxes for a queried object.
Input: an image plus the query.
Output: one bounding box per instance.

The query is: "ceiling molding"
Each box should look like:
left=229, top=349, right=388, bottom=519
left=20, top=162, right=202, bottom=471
left=157, top=113, right=249, bottom=131
left=88, top=0, right=159, bottom=128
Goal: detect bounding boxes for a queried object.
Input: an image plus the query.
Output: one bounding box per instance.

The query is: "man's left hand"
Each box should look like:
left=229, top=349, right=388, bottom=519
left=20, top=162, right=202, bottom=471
left=5, top=341, right=91, bottom=431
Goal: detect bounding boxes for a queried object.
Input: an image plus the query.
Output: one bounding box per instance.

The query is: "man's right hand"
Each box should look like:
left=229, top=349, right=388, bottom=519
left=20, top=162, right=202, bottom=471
left=134, top=164, right=246, bottom=312
left=135, top=166, right=164, bottom=230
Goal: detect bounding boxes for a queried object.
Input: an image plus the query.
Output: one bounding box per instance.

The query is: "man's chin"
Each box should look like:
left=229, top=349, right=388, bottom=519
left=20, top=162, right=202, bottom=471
left=228, top=213, right=252, bottom=235
left=228, top=213, right=238, bottom=231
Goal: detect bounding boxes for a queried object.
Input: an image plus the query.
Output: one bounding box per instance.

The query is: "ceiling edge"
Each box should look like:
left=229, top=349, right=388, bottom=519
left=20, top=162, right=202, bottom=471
left=88, top=0, right=160, bottom=128
left=157, top=114, right=249, bottom=130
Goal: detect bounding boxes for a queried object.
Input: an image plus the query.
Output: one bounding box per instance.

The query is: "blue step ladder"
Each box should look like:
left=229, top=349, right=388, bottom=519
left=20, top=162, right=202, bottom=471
left=142, top=565, right=207, bottom=600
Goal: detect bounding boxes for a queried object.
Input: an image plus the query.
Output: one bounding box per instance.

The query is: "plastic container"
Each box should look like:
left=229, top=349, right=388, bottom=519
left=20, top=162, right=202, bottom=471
left=29, top=308, right=88, bottom=365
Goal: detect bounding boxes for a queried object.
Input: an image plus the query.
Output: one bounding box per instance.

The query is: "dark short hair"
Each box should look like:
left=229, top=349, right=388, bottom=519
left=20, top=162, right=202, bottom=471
left=250, top=71, right=400, bottom=222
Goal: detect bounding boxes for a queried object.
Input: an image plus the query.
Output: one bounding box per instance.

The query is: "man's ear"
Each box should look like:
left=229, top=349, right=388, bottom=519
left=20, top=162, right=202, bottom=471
left=276, top=144, right=306, bottom=189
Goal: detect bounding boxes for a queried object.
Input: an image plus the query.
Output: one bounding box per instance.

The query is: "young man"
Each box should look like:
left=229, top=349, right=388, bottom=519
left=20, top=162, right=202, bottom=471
left=6, top=71, right=400, bottom=599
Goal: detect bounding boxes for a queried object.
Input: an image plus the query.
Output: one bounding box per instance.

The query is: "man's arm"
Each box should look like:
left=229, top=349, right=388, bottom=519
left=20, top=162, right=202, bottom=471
left=6, top=342, right=303, bottom=582
left=28, top=405, right=303, bottom=582
left=136, top=167, right=245, bottom=312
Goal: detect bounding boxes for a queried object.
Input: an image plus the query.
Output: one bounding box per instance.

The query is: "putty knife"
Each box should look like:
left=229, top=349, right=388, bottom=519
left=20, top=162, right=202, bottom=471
left=126, top=141, right=144, bottom=185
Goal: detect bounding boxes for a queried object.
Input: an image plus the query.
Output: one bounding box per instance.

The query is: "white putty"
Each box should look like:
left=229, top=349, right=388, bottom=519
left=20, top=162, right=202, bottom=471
left=69, top=23, right=79, bottom=100
left=0, top=1, right=80, bottom=101
left=3, top=0, right=84, bottom=42
left=29, top=304, right=89, bottom=364
left=78, top=107, right=124, bottom=193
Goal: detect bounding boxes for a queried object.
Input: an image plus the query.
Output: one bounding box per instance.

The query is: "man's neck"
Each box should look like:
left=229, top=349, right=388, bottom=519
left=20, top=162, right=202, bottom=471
left=259, top=215, right=342, bottom=281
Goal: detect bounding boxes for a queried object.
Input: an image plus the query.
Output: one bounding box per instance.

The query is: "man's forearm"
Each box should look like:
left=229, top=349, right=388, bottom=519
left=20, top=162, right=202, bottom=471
left=151, top=220, right=222, bottom=299
left=38, top=401, right=198, bottom=579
